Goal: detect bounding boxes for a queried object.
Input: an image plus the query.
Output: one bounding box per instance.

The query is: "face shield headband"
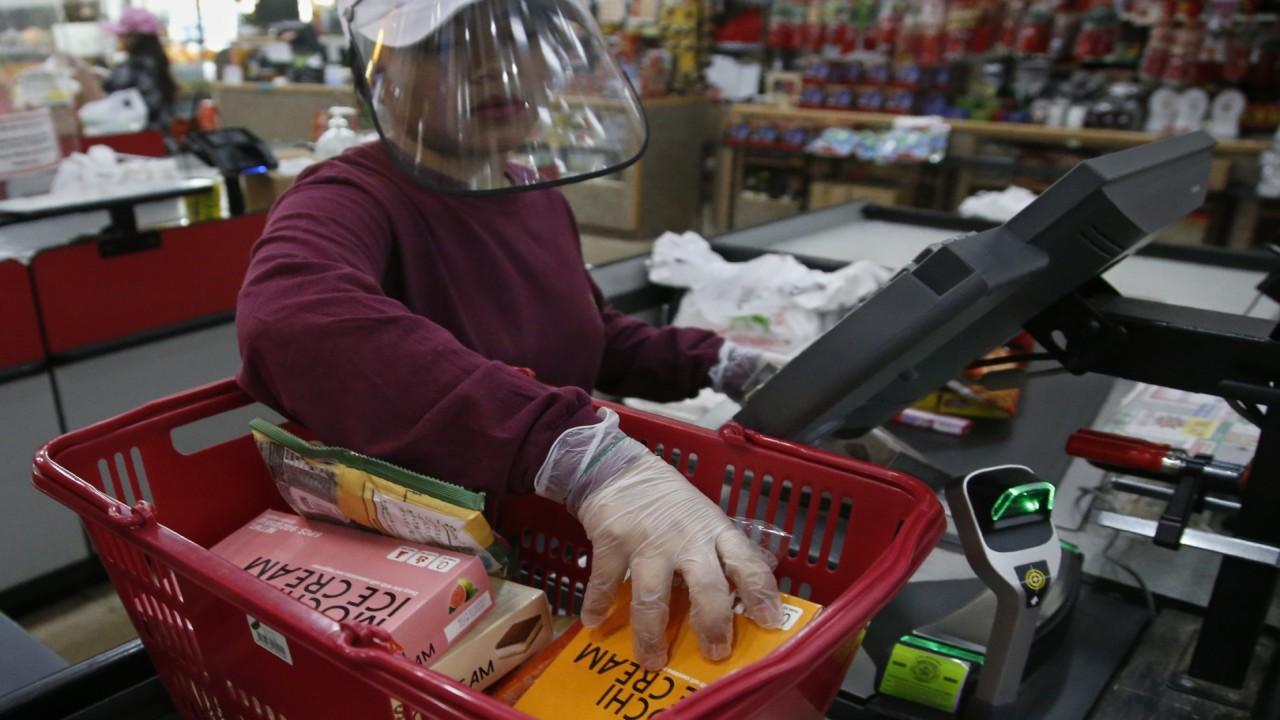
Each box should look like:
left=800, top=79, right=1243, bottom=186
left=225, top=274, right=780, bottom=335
left=344, top=0, right=648, bottom=195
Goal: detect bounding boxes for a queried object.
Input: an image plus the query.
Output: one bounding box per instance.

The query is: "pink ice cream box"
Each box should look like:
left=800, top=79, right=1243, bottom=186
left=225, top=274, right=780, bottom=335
left=212, top=510, right=494, bottom=665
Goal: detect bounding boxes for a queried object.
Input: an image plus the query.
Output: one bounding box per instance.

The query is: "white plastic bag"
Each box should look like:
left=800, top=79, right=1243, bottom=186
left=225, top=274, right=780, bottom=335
left=648, top=231, right=891, bottom=356
left=77, top=88, right=148, bottom=135
left=50, top=144, right=181, bottom=194
left=957, top=185, right=1037, bottom=222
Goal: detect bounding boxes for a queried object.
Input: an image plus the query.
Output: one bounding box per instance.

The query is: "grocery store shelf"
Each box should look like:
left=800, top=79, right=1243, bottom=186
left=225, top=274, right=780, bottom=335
left=726, top=104, right=1272, bottom=155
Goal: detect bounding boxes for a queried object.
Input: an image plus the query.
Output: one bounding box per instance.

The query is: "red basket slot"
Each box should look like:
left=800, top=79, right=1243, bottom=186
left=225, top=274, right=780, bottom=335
left=34, top=379, right=944, bottom=720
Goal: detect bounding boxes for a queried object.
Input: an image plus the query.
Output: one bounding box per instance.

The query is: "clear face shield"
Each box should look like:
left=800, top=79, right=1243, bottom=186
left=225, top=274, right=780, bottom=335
left=344, top=0, right=648, bottom=194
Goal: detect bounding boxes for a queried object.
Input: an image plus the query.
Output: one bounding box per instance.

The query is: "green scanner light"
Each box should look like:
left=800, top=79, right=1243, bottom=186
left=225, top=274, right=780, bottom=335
left=991, top=482, right=1055, bottom=522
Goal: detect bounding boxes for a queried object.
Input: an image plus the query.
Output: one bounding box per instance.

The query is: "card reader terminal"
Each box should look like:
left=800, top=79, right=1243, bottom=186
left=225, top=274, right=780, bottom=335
left=946, top=466, right=1061, bottom=719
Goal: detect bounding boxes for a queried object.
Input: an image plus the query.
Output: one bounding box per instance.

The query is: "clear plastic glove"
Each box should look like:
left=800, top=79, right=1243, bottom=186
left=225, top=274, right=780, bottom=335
left=708, top=342, right=785, bottom=403
left=535, top=408, right=783, bottom=670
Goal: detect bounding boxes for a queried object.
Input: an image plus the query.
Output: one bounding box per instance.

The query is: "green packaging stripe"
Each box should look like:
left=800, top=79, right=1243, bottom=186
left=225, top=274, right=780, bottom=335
left=249, top=419, right=485, bottom=512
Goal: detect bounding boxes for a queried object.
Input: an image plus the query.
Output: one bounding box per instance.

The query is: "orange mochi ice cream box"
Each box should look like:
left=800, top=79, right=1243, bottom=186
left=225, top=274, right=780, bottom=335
left=212, top=510, right=494, bottom=665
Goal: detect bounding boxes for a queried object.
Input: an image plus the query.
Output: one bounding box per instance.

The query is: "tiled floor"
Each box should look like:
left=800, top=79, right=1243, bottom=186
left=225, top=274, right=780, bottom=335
left=18, top=582, right=137, bottom=664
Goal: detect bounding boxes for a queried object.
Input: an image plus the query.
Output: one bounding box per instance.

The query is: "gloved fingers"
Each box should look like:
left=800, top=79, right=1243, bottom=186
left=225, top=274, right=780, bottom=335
left=717, top=529, right=784, bottom=629
left=630, top=555, right=675, bottom=671
left=581, top=545, right=628, bottom=628
left=678, top=547, right=734, bottom=662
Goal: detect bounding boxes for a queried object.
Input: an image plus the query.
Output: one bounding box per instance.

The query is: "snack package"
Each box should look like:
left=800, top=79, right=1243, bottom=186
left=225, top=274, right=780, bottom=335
left=430, top=578, right=553, bottom=691
left=961, top=331, right=1035, bottom=380
left=250, top=419, right=510, bottom=574
left=212, top=510, right=493, bottom=664
left=912, top=383, right=1021, bottom=419
left=515, top=584, right=822, bottom=718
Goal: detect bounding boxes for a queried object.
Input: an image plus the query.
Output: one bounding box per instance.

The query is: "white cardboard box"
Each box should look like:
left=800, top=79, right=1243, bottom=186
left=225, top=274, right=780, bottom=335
left=431, top=578, right=552, bottom=690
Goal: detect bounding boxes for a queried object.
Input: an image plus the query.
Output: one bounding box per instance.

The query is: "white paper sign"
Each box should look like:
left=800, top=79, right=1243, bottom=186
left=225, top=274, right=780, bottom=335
left=0, top=108, right=61, bottom=179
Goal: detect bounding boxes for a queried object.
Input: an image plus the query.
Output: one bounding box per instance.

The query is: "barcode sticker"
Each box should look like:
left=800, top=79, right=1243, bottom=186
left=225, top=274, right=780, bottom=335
left=247, top=615, right=293, bottom=665
left=731, top=600, right=806, bottom=631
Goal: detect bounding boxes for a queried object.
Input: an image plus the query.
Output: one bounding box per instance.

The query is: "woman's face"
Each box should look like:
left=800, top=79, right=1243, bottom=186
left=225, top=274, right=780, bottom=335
left=377, top=12, right=557, bottom=158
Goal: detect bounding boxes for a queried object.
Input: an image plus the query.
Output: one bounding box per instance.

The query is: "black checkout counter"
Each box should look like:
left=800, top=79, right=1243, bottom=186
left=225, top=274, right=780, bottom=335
left=3, top=202, right=1278, bottom=719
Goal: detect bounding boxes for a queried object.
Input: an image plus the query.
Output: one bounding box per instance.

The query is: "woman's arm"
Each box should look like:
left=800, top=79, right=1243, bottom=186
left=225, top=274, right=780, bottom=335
left=589, top=277, right=725, bottom=401
left=237, top=176, right=600, bottom=498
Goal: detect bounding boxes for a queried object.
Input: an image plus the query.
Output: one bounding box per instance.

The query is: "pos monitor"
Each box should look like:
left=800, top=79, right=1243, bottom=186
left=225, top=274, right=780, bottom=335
left=733, top=131, right=1214, bottom=444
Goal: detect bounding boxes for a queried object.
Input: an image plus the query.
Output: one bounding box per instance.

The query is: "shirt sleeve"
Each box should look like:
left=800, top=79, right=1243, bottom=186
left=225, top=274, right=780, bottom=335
left=545, top=192, right=724, bottom=401
left=101, top=64, right=133, bottom=94
left=236, top=175, right=601, bottom=499
left=588, top=277, right=724, bottom=401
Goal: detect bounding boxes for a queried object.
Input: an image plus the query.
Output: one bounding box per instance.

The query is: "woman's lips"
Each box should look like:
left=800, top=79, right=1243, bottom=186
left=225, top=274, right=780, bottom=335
left=470, top=97, right=526, bottom=119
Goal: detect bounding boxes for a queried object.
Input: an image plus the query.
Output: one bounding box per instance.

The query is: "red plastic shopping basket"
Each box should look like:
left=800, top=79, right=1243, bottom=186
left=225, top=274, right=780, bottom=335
left=33, top=379, right=944, bottom=720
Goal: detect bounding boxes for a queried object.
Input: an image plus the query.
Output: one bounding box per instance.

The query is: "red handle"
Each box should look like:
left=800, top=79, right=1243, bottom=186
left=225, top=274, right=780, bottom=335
left=1066, top=429, right=1172, bottom=473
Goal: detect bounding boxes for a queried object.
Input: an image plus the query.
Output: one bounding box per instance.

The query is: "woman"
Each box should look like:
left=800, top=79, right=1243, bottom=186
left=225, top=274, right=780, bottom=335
left=236, top=0, right=780, bottom=671
left=102, top=7, right=176, bottom=131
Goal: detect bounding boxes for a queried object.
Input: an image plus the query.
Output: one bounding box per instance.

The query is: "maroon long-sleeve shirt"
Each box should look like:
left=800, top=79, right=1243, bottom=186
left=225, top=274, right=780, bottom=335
left=236, top=142, right=723, bottom=502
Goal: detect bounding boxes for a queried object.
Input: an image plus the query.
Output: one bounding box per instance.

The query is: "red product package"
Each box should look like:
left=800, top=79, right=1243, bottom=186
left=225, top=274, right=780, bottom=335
left=874, top=0, right=905, bottom=49
left=1017, top=7, right=1053, bottom=54
left=1222, top=28, right=1251, bottom=82
left=943, top=0, right=979, bottom=60
left=1140, top=24, right=1175, bottom=79
left=1163, top=24, right=1204, bottom=84
left=998, top=0, right=1026, bottom=52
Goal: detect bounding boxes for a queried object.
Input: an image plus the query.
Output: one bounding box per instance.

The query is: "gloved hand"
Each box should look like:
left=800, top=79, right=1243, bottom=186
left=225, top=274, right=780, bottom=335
left=535, top=408, right=783, bottom=670
left=709, top=342, right=785, bottom=403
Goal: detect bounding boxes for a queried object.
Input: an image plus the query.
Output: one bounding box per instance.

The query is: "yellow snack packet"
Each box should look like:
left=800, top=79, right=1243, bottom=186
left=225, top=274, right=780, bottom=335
left=250, top=419, right=510, bottom=574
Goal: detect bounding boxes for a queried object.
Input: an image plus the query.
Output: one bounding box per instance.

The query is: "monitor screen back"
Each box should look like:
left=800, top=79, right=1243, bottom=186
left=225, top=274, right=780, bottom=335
left=733, top=131, right=1214, bottom=443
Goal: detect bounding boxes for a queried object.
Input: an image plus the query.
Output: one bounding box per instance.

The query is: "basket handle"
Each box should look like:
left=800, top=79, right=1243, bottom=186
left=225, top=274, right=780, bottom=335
left=32, top=449, right=156, bottom=529
left=335, top=623, right=521, bottom=717
left=719, top=422, right=935, bottom=499
left=33, top=379, right=252, bottom=528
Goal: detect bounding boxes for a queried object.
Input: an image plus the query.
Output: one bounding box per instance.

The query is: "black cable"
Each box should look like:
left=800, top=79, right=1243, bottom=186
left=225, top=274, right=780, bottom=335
left=1098, top=520, right=1158, bottom=618
left=1066, top=486, right=1158, bottom=617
